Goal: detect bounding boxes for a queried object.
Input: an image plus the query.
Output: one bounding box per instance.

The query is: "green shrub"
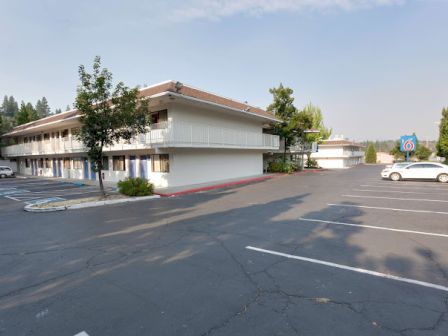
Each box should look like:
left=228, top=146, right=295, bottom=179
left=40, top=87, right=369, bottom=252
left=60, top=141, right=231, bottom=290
left=268, top=160, right=298, bottom=173
left=306, top=158, right=319, bottom=168
left=117, top=177, right=154, bottom=196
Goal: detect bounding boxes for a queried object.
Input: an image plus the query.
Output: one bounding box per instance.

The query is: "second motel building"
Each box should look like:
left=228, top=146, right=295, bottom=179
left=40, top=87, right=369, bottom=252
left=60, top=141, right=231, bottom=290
left=1, top=81, right=280, bottom=188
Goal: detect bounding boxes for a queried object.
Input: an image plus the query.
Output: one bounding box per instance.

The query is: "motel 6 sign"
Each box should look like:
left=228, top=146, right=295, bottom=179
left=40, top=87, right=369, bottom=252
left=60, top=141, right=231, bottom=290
left=400, top=135, right=417, bottom=152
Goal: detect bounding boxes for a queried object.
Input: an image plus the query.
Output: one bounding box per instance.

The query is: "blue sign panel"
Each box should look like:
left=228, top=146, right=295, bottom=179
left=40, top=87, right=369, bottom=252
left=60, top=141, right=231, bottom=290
left=400, top=135, right=417, bottom=152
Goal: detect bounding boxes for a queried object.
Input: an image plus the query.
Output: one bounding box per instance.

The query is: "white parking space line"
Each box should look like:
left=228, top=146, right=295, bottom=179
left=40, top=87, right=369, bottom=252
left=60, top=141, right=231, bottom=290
left=4, top=195, right=22, bottom=201
left=363, top=182, right=448, bottom=190
left=32, top=187, right=99, bottom=193
left=328, top=203, right=448, bottom=215
left=353, top=189, right=448, bottom=195
left=299, top=218, right=448, bottom=238
left=342, top=194, right=448, bottom=203
left=246, top=246, right=448, bottom=293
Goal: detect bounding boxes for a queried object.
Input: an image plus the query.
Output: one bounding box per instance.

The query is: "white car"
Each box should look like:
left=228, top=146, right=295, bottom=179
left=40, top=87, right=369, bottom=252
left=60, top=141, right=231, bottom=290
left=381, top=162, right=448, bottom=183
left=385, top=162, right=411, bottom=169
left=0, top=166, right=16, bottom=178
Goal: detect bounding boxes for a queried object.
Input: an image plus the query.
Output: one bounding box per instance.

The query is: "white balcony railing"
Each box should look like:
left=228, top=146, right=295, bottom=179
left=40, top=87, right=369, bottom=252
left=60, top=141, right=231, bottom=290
left=1, top=121, right=280, bottom=157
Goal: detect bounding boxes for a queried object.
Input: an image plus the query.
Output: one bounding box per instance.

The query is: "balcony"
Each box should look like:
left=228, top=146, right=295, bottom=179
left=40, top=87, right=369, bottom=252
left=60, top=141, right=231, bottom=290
left=1, top=121, right=280, bottom=157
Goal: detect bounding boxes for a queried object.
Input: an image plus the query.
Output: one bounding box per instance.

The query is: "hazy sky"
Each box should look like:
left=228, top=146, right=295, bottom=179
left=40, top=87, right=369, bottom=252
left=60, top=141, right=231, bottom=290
left=1, top=0, right=447, bottom=140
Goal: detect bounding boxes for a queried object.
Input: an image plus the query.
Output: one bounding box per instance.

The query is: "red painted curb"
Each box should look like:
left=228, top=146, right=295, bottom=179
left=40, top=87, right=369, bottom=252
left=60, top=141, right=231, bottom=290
left=154, top=175, right=276, bottom=197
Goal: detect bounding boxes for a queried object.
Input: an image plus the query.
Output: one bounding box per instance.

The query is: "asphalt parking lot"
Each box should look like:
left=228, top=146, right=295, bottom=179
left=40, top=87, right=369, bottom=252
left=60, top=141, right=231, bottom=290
left=0, top=177, right=115, bottom=208
left=1, top=165, right=448, bottom=336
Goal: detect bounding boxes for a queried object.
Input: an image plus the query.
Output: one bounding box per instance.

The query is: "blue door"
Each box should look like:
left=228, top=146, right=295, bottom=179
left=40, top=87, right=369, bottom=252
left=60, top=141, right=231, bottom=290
left=140, top=155, right=147, bottom=179
left=57, top=159, right=62, bottom=177
left=31, top=160, right=35, bottom=176
left=83, top=158, right=89, bottom=179
left=90, top=161, right=96, bottom=181
left=129, top=156, right=136, bottom=178
left=52, top=159, right=57, bottom=177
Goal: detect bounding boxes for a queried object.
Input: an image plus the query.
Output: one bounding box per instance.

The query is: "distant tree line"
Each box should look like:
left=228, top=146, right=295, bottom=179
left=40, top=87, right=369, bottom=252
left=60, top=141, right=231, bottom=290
left=0, top=95, right=70, bottom=135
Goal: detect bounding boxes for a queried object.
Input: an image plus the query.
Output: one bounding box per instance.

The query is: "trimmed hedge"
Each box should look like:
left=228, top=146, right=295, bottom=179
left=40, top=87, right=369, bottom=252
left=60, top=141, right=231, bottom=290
left=268, top=160, right=299, bottom=174
left=117, top=177, right=154, bottom=196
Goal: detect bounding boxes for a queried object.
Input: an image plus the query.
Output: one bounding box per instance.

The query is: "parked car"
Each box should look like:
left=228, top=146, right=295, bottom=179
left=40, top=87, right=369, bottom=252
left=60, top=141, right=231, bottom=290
left=0, top=166, right=16, bottom=178
left=381, top=162, right=448, bottom=183
left=385, top=162, right=412, bottom=169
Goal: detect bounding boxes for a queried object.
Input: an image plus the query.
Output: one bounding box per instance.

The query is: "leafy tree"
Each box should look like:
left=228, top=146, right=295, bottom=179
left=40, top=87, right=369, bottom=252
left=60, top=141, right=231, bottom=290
left=16, top=102, right=38, bottom=125
left=35, top=97, right=51, bottom=118
left=436, top=107, right=448, bottom=163
left=365, top=143, right=377, bottom=163
left=415, top=145, right=432, bottom=161
left=267, top=84, right=298, bottom=161
left=1, top=95, right=19, bottom=117
left=300, top=103, right=332, bottom=166
left=75, top=56, right=151, bottom=196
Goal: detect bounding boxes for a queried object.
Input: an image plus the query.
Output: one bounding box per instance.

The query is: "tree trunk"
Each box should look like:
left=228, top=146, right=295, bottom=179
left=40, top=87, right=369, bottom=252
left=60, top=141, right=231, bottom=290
left=98, top=163, right=106, bottom=197
left=97, top=148, right=106, bottom=197
left=283, top=138, right=287, bottom=163
left=306, top=152, right=311, bottom=168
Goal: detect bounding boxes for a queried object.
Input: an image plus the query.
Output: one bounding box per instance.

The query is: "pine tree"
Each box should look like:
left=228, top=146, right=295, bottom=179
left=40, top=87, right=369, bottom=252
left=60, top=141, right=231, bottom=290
left=365, top=143, right=377, bottom=163
left=16, top=102, right=38, bottom=125
left=35, top=97, right=51, bottom=118
left=436, top=107, right=448, bottom=163
left=54, top=108, right=62, bottom=114
left=1, top=95, right=19, bottom=117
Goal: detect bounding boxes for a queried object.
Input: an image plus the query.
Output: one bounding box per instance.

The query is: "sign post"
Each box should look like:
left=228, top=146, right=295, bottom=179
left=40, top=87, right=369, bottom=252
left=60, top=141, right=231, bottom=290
left=400, top=135, right=417, bottom=162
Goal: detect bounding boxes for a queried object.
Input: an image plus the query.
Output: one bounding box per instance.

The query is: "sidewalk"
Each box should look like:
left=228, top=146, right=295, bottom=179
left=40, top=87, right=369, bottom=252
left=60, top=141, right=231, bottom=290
left=154, top=174, right=277, bottom=197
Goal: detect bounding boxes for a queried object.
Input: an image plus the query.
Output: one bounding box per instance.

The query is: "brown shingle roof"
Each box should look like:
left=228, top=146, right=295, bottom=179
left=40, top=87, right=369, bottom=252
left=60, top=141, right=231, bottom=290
left=4, top=81, right=279, bottom=136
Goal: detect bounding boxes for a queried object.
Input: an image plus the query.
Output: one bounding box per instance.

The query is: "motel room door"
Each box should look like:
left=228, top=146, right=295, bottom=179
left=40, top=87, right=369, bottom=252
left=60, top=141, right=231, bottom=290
left=129, top=156, right=136, bottom=178
left=31, top=160, right=37, bottom=176
left=83, top=158, right=89, bottom=179
left=140, top=155, right=147, bottom=179
left=90, top=161, right=96, bottom=181
left=52, top=159, right=57, bottom=177
left=57, top=159, right=62, bottom=177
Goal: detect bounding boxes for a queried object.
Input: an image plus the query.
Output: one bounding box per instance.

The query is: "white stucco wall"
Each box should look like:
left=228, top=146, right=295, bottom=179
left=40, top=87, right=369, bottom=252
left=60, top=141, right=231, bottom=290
left=155, top=149, right=263, bottom=188
left=169, top=104, right=263, bottom=134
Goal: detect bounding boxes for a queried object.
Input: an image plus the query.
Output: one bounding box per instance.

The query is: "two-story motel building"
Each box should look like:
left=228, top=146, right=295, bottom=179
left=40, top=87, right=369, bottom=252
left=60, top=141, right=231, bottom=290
left=1, top=81, right=280, bottom=188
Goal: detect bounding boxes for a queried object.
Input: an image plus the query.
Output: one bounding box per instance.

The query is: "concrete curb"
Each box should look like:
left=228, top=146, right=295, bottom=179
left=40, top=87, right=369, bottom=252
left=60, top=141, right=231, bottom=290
left=24, top=195, right=161, bottom=213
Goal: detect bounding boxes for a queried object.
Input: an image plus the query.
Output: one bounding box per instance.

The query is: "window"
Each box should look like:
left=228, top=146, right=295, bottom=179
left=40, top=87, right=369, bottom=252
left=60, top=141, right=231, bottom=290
left=423, top=164, right=442, bottom=169
left=45, top=158, right=52, bottom=168
left=113, top=156, right=126, bottom=171
left=25, top=159, right=30, bottom=168
left=24, top=137, right=29, bottom=143
left=150, top=109, right=168, bottom=125
left=62, top=129, right=69, bottom=138
left=38, top=158, right=44, bottom=168
left=73, top=158, right=83, bottom=169
left=407, top=164, right=425, bottom=169
left=43, top=133, right=50, bottom=140
left=64, top=158, right=71, bottom=169
left=102, top=156, right=109, bottom=170
left=152, top=154, right=169, bottom=173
